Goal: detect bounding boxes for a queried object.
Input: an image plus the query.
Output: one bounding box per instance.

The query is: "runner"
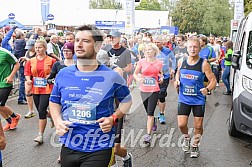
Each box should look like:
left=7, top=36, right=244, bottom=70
left=0, top=37, right=21, bottom=132
left=174, top=38, right=216, bottom=158
left=24, top=39, right=56, bottom=144
left=49, top=24, right=132, bottom=167
left=107, top=30, right=133, bottom=167
left=47, top=42, right=75, bottom=163
left=133, top=43, right=163, bottom=144
left=153, top=35, right=176, bottom=124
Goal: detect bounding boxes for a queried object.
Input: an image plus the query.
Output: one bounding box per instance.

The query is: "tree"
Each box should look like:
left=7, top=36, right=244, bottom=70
left=89, top=0, right=123, bottom=9
left=160, top=0, right=178, bottom=11
left=135, top=0, right=161, bottom=10
left=244, top=0, right=252, bottom=16
left=171, top=0, right=232, bottom=36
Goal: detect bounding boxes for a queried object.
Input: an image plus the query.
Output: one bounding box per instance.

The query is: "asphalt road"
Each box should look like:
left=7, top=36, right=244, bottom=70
left=2, top=82, right=252, bottom=167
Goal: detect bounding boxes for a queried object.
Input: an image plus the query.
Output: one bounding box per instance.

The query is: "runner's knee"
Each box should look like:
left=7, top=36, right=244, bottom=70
left=159, top=98, right=165, bottom=103
left=26, top=93, right=33, bottom=97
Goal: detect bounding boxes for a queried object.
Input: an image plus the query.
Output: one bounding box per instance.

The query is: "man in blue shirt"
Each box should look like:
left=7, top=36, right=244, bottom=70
left=154, top=35, right=176, bottom=124
left=49, top=25, right=132, bottom=167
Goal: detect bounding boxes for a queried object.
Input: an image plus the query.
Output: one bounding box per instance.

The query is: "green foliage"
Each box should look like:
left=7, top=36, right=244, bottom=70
left=135, top=0, right=161, bottom=10
left=244, top=0, right=252, bottom=16
left=171, top=0, right=233, bottom=36
left=159, top=0, right=171, bottom=11
left=58, top=31, right=63, bottom=37
left=89, top=0, right=123, bottom=9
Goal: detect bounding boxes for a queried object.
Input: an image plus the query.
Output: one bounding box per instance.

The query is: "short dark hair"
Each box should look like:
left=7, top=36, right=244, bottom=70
left=75, top=24, right=103, bottom=43
left=177, top=34, right=185, bottom=41
left=0, top=36, right=2, bottom=45
left=65, top=32, right=75, bottom=38
left=199, top=36, right=208, bottom=44
left=16, top=32, right=24, bottom=39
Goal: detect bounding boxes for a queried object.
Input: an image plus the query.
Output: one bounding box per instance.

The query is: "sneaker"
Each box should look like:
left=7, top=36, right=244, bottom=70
left=157, top=112, right=161, bottom=119
left=10, top=114, right=21, bottom=130
left=190, top=146, right=199, bottom=158
left=34, top=135, right=43, bottom=144
left=216, top=83, right=219, bottom=87
left=3, top=124, right=11, bottom=132
left=152, top=118, right=157, bottom=131
left=123, top=153, right=133, bottom=167
left=223, top=91, right=232, bottom=95
left=182, top=137, right=191, bottom=152
left=57, top=155, right=61, bottom=163
left=24, top=112, right=35, bottom=118
left=152, top=123, right=157, bottom=131
left=159, top=114, right=166, bottom=124
left=18, top=100, right=27, bottom=105
left=143, top=134, right=151, bottom=144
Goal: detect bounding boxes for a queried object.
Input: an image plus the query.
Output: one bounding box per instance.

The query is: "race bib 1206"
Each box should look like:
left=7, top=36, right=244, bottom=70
left=67, top=103, right=97, bottom=125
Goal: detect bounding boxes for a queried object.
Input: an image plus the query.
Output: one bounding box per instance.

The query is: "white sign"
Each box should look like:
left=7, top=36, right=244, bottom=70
left=234, top=0, right=244, bottom=20
left=125, top=0, right=135, bottom=35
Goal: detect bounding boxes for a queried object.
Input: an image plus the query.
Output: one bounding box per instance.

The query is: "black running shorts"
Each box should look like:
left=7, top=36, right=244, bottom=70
left=178, top=102, right=205, bottom=117
left=0, top=86, right=12, bottom=106
left=158, top=78, right=170, bottom=99
left=114, top=117, right=124, bottom=143
left=61, top=146, right=113, bottom=167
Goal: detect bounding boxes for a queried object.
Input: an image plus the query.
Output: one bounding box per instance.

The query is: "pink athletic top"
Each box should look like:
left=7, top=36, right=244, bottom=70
left=138, top=58, right=163, bottom=92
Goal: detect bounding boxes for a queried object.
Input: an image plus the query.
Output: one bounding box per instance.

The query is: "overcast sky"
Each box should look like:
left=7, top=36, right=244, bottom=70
left=0, top=0, right=90, bottom=25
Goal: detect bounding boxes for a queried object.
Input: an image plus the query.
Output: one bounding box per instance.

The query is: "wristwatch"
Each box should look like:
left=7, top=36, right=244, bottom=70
left=111, top=114, right=118, bottom=126
left=206, top=87, right=211, bottom=94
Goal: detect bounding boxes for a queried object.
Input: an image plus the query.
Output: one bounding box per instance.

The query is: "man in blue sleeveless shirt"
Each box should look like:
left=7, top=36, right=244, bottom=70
left=49, top=25, right=132, bottom=167
left=174, top=38, right=216, bottom=158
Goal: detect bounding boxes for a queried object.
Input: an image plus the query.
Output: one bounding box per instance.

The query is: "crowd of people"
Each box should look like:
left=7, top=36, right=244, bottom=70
left=0, top=24, right=234, bottom=166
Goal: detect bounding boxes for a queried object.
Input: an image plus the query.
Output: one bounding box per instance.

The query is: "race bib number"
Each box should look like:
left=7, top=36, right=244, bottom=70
left=143, top=77, right=156, bottom=86
left=182, top=85, right=197, bottom=96
left=67, top=103, right=97, bottom=124
left=34, top=77, right=47, bottom=87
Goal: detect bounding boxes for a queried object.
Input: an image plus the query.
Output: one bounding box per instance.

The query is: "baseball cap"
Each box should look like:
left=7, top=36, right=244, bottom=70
left=25, top=39, right=35, bottom=50
left=223, top=38, right=228, bottom=42
left=108, top=30, right=121, bottom=37
left=63, top=42, right=74, bottom=54
left=97, top=49, right=110, bottom=65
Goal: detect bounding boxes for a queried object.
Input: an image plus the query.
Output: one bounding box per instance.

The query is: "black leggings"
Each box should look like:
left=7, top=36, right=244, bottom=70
left=140, top=92, right=159, bottom=116
left=33, top=94, right=50, bottom=119
left=61, top=146, right=113, bottom=167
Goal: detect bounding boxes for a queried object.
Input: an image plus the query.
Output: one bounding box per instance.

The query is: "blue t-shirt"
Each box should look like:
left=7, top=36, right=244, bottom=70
left=179, top=58, right=205, bottom=105
left=156, top=46, right=176, bottom=79
left=49, top=65, right=131, bottom=152
left=199, top=46, right=216, bottom=60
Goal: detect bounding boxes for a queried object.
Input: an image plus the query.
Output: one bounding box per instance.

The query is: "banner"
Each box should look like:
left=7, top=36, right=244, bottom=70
left=41, top=0, right=50, bottom=21
left=234, top=0, right=244, bottom=20
left=125, top=0, right=135, bottom=35
left=95, top=21, right=125, bottom=29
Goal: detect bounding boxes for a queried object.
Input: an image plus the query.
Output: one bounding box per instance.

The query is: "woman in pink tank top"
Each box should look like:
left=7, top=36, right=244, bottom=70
left=133, top=43, right=163, bottom=144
